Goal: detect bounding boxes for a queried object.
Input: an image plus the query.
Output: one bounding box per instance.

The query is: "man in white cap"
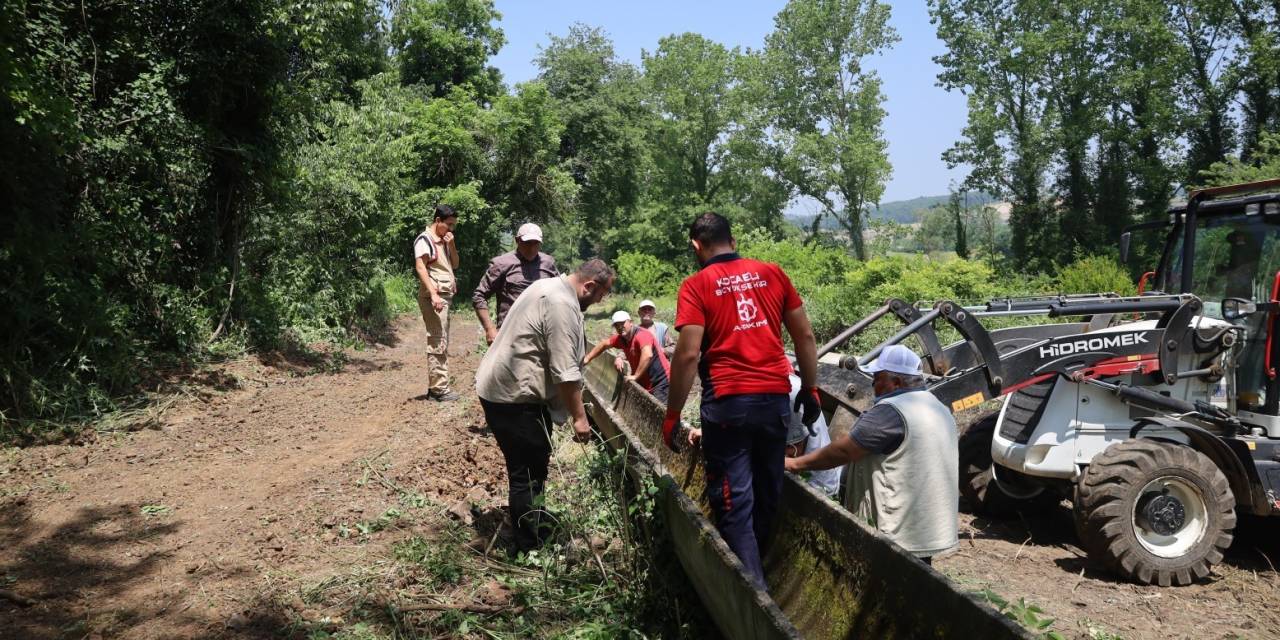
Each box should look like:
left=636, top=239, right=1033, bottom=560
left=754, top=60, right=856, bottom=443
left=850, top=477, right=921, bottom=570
left=785, top=344, right=958, bottom=565
left=582, top=310, right=671, bottom=402
left=636, top=299, right=673, bottom=350
left=472, top=222, right=559, bottom=344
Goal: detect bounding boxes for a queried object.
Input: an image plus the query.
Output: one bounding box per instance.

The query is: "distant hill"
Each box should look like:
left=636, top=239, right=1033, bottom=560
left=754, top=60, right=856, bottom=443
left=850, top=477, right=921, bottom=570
left=788, top=192, right=997, bottom=229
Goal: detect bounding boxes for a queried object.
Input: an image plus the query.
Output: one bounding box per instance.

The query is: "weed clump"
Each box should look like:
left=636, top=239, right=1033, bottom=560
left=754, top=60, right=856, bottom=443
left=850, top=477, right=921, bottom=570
left=289, top=432, right=714, bottom=639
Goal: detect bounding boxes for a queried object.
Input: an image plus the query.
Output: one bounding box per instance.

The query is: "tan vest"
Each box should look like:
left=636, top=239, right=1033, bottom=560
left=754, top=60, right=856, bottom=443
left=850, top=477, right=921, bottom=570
left=418, top=227, right=456, bottom=297
left=844, top=390, right=959, bottom=557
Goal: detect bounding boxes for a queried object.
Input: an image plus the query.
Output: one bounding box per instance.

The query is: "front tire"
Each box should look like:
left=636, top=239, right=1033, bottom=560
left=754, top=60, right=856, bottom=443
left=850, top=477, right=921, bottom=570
left=1075, top=440, right=1235, bottom=586
left=959, top=414, right=1058, bottom=517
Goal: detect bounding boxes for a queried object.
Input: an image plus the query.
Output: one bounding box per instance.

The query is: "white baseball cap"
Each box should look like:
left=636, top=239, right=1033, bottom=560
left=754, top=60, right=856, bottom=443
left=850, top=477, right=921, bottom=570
left=638, top=299, right=656, bottom=310
left=611, top=310, right=631, bottom=324
left=860, top=344, right=923, bottom=376
left=516, top=223, right=543, bottom=242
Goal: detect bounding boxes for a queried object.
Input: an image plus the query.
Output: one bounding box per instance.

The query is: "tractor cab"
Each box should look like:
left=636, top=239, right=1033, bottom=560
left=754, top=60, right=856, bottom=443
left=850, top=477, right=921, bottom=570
left=1125, top=180, right=1280, bottom=417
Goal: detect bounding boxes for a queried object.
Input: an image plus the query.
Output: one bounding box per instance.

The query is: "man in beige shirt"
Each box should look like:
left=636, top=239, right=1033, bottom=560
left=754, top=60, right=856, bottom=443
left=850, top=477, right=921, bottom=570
left=414, top=204, right=460, bottom=401
left=475, top=258, right=615, bottom=553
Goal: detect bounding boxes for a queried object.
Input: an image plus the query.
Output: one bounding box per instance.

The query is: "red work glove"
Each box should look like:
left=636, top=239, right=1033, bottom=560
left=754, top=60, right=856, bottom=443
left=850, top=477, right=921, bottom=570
left=661, top=408, right=682, bottom=452
left=794, top=387, right=822, bottom=433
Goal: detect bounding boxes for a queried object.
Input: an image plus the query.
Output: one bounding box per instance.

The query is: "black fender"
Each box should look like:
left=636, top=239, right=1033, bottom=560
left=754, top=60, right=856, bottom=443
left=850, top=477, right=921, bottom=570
left=1129, top=417, right=1268, bottom=515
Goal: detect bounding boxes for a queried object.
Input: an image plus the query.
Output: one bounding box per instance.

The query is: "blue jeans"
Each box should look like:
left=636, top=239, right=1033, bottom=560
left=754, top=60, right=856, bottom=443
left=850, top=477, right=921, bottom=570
left=700, top=394, right=789, bottom=588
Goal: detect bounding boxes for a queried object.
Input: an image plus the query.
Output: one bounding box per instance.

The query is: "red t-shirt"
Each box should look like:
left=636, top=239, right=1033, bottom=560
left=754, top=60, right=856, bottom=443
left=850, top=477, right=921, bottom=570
left=675, top=254, right=802, bottom=400
left=607, top=328, right=670, bottom=391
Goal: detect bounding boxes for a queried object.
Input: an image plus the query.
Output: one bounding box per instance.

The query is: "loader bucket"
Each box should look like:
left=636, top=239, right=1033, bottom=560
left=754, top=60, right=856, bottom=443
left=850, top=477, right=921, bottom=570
left=582, top=357, right=1031, bottom=639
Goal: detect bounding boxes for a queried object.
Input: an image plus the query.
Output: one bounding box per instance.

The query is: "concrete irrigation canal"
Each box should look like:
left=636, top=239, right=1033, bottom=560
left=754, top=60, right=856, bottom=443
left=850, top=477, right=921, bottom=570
left=581, top=356, right=1031, bottom=639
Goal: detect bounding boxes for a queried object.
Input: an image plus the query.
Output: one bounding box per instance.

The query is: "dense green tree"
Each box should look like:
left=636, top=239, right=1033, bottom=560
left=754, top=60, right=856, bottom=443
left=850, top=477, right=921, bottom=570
left=480, top=81, right=578, bottom=243
left=1225, top=0, right=1279, bottom=161
left=1171, top=0, right=1237, bottom=179
left=1034, top=0, right=1107, bottom=254
left=1103, top=0, right=1180, bottom=233
left=915, top=206, right=959, bottom=253
left=391, top=0, right=505, bottom=101
left=761, top=0, right=898, bottom=260
left=536, top=24, right=650, bottom=259
left=0, top=0, right=337, bottom=426
left=950, top=190, right=970, bottom=258
left=249, top=73, right=424, bottom=341
left=932, top=0, right=1056, bottom=271
left=931, top=0, right=1279, bottom=271
left=1198, top=131, right=1280, bottom=185
left=642, top=32, right=744, bottom=204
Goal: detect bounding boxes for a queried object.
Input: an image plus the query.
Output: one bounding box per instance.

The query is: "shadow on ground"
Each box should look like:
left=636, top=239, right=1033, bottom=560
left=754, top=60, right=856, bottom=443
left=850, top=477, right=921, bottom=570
left=0, top=500, right=181, bottom=637
left=0, top=499, right=281, bottom=638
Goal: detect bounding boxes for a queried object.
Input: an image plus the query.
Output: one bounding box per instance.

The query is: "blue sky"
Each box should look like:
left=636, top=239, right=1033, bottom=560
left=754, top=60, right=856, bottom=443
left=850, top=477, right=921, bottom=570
left=489, top=0, right=969, bottom=205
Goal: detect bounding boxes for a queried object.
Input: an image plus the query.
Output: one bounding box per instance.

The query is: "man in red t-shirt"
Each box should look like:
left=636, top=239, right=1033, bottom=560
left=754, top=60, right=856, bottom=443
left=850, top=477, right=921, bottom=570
left=662, top=212, right=820, bottom=589
left=583, top=311, right=671, bottom=402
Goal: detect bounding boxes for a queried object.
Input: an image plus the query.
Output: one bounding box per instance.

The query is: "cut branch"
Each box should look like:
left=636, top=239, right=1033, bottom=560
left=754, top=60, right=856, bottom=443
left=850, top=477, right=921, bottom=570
left=396, top=601, right=523, bottom=615
left=0, top=589, right=37, bottom=607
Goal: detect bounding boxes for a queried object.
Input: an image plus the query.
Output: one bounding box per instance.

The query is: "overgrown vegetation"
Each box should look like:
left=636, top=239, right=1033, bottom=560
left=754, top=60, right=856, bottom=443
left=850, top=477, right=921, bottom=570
left=288, top=437, right=712, bottom=639
left=932, top=0, right=1280, bottom=272
left=3, top=0, right=1276, bottom=442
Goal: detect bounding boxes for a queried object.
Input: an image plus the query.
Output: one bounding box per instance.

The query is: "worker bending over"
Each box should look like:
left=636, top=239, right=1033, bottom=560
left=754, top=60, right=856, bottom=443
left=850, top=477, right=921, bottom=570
left=583, top=310, right=671, bottom=402
left=786, top=345, right=958, bottom=564
left=475, top=259, right=615, bottom=553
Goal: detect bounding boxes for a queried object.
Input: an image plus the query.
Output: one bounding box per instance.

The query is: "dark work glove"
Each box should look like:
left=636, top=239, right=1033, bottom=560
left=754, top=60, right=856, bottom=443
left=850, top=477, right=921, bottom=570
left=795, top=387, right=822, bottom=434
left=662, top=409, right=682, bottom=452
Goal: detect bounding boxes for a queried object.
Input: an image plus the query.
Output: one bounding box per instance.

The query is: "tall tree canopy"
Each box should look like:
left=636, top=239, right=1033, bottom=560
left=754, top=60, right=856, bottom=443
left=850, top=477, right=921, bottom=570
left=642, top=33, right=745, bottom=204
left=761, top=0, right=898, bottom=259
left=932, top=0, right=1280, bottom=271
left=391, top=0, right=506, bottom=100
left=536, top=24, right=650, bottom=258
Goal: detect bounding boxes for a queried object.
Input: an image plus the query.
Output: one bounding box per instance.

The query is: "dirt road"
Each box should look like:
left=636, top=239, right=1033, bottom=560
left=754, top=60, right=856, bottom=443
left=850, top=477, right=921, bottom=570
left=2, top=313, right=1278, bottom=639
left=1, top=315, right=507, bottom=638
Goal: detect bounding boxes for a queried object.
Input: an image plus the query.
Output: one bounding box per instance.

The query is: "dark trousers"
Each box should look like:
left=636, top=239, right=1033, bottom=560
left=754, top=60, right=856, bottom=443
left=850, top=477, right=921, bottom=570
left=700, top=394, right=789, bottom=588
left=480, top=398, right=554, bottom=552
left=650, top=381, right=670, bottom=404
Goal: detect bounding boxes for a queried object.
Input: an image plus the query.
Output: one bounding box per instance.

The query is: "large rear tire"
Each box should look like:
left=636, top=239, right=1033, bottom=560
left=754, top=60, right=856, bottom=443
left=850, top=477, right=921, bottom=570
left=959, top=414, right=1059, bottom=517
left=1075, top=440, right=1235, bottom=586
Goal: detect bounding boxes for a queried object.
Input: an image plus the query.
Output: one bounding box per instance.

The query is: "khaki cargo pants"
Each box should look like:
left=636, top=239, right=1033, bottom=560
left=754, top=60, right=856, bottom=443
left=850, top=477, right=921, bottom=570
left=417, top=287, right=452, bottom=394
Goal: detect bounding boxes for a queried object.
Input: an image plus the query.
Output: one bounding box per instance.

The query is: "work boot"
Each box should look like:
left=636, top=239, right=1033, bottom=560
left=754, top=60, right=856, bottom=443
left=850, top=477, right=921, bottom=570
left=429, top=389, right=460, bottom=402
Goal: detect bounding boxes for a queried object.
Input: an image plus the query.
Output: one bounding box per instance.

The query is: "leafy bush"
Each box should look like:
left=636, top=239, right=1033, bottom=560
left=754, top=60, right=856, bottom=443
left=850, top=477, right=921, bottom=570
left=738, top=228, right=860, bottom=296
left=1056, top=255, right=1136, bottom=296
left=730, top=235, right=1060, bottom=350
left=615, top=252, right=681, bottom=295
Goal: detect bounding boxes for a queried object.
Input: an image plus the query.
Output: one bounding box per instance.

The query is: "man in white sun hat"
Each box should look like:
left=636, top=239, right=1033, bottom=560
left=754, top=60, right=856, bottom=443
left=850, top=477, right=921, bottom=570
left=472, top=222, right=559, bottom=345
left=635, top=299, right=673, bottom=350
left=582, top=310, right=671, bottom=402
left=785, top=344, right=958, bottom=565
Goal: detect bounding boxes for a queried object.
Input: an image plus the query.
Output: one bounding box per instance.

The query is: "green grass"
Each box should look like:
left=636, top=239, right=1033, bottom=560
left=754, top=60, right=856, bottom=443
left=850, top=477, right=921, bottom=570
left=287, top=433, right=713, bottom=639
left=973, top=589, right=1067, bottom=640
left=382, top=272, right=420, bottom=315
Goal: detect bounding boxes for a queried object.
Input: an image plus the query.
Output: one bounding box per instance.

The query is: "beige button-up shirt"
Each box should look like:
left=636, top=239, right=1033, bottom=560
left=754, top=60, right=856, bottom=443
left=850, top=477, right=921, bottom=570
left=475, top=276, right=584, bottom=422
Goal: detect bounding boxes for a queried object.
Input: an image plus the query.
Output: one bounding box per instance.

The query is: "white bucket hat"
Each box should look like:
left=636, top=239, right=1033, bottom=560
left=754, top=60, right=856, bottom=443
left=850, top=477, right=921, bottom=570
left=860, top=344, right=923, bottom=376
